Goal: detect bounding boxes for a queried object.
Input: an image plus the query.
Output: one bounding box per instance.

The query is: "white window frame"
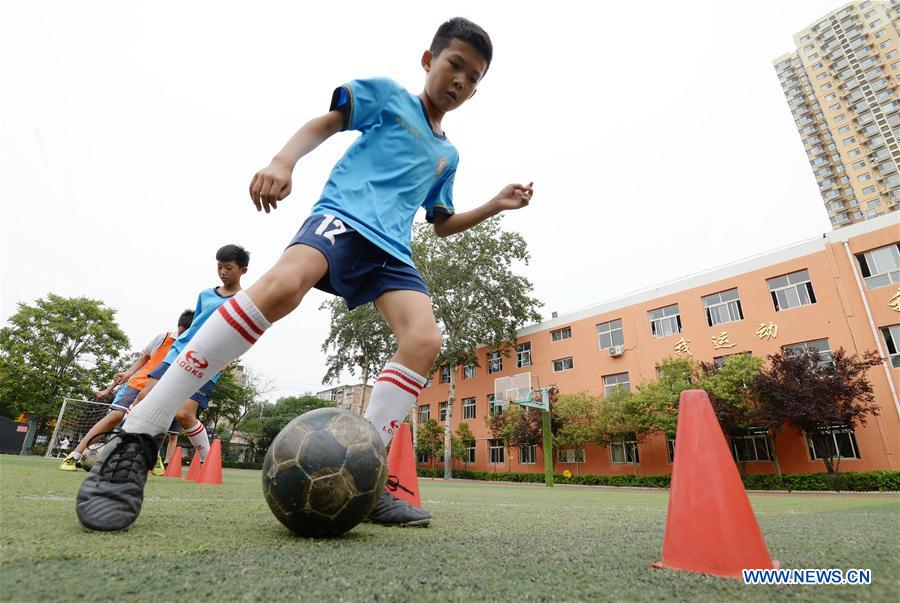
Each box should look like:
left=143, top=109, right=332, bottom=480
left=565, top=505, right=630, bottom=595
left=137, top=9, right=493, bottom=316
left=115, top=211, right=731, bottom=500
left=439, top=401, right=448, bottom=422
left=516, top=342, right=532, bottom=368
left=603, top=372, right=630, bottom=396
left=557, top=449, right=585, bottom=464
left=702, top=288, right=744, bottom=326
left=783, top=338, right=833, bottom=368
left=418, top=405, right=430, bottom=423
left=648, top=304, right=682, bottom=338
left=519, top=444, right=537, bottom=464
left=597, top=319, right=624, bottom=349
left=767, top=269, right=817, bottom=311
left=440, top=365, right=451, bottom=384
left=417, top=452, right=429, bottom=464
left=487, top=351, right=502, bottom=374
left=881, top=325, right=900, bottom=368
left=463, top=397, right=476, bottom=420
left=466, top=445, right=476, bottom=464
left=729, top=434, right=772, bottom=462
left=610, top=437, right=639, bottom=464
left=488, top=393, right=503, bottom=416
left=666, top=438, right=676, bottom=464
left=806, top=427, right=860, bottom=460
left=552, top=357, right=574, bottom=372
left=856, top=244, right=900, bottom=289
left=489, top=439, right=505, bottom=464
left=551, top=326, right=572, bottom=341
left=463, top=364, right=476, bottom=379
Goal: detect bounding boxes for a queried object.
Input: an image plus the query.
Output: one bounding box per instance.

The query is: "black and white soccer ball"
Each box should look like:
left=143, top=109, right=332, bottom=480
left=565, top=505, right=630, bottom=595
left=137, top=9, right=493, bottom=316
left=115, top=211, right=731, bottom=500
left=80, top=442, right=106, bottom=472
left=262, top=408, right=387, bottom=538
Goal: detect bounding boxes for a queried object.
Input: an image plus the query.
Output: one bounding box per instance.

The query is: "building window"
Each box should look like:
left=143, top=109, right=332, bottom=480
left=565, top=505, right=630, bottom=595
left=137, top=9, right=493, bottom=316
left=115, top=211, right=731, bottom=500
left=463, top=397, right=476, bottom=420
left=702, top=288, right=744, bottom=326
left=842, top=136, right=855, bottom=145
left=858, top=172, right=872, bottom=182
left=466, top=445, right=476, bottom=464
left=861, top=185, right=877, bottom=195
left=552, top=357, right=574, bottom=372
left=610, top=436, right=639, bottom=464
left=418, top=405, right=430, bottom=423
left=852, top=160, right=866, bottom=170
left=768, top=269, right=816, bottom=311
left=516, top=342, right=532, bottom=368
left=649, top=304, right=682, bottom=338
left=424, top=376, right=433, bottom=388
left=551, top=326, right=572, bottom=341
left=439, top=365, right=451, bottom=384
left=417, top=452, right=429, bottom=464
left=487, top=351, right=502, bottom=374
left=807, top=426, right=860, bottom=460
left=848, top=148, right=861, bottom=157
left=488, top=393, right=503, bottom=416
left=856, top=243, right=900, bottom=289
left=603, top=372, right=630, bottom=396
left=730, top=434, right=772, bottom=462
left=463, top=364, right=476, bottom=379
left=489, top=439, right=505, bottom=464
left=557, top=449, right=585, bottom=464
left=881, top=325, right=900, bottom=368
left=519, top=445, right=537, bottom=464
left=666, top=438, right=676, bottom=464
left=597, top=319, right=624, bottom=349
left=784, top=338, right=833, bottom=368
left=438, top=402, right=448, bottom=422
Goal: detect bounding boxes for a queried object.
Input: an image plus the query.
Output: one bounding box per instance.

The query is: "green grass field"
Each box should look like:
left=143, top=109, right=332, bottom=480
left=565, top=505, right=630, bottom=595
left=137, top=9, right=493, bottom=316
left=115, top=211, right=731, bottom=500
left=1, top=455, right=898, bottom=602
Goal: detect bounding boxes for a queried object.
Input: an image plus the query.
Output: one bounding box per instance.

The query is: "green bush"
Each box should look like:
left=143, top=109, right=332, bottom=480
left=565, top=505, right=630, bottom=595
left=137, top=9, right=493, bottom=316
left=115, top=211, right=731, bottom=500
left=223, top=459, right=264, bottom=470
left=416, top=468, right=900, bottom=491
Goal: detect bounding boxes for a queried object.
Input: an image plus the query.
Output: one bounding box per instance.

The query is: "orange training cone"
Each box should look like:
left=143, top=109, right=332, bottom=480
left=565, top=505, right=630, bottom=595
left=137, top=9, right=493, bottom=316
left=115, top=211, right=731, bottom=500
left=653, top=390, right=778, bottom=578
left=385, top=422, right=421, bottom=507
left=163, top=447, right=183, bottom=478
left=196, top=439, right=222, bottom=485
left=184, top=451, right=202, bottom=481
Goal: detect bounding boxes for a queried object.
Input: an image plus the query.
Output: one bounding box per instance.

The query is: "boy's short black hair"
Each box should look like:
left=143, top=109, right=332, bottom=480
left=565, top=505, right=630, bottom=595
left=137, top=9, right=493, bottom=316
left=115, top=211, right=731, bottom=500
left=178, top=309, right=195, bottom=331
left=430, top=17, right=493, bottom=72
left=216, top=244, right=250, bottom=268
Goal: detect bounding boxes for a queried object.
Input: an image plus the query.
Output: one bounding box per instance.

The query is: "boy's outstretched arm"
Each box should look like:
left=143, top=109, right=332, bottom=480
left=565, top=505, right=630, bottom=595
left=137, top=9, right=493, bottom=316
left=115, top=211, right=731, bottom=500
left=249, top=110, right=345, bottom=213
left=432, top=182, right=533, bottom=237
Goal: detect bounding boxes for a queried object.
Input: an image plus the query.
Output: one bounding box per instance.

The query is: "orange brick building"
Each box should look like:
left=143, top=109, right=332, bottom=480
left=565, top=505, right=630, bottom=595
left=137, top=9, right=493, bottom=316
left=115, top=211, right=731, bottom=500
left=417, top=213, right=900, bottom=476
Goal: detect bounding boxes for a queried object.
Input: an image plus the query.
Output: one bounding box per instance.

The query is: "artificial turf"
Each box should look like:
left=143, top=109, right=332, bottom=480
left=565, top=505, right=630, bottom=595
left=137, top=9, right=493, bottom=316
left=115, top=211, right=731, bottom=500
left=1, top=455, right=898, bottom=602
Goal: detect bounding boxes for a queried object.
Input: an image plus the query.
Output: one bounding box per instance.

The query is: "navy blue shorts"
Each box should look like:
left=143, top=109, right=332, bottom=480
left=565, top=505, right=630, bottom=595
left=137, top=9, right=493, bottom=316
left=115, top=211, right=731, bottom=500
left=108, top=386, right=140, bottom=413
left=289, top=214, right=430, bottom=310
left=147, top=362, right=216, bottom=409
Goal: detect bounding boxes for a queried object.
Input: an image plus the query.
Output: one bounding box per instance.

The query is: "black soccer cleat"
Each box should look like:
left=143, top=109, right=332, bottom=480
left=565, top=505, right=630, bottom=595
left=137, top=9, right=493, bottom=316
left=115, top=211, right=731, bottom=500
left=366, top=491, right=432, bottom=527
left=75, top=430, right=161, bottom=531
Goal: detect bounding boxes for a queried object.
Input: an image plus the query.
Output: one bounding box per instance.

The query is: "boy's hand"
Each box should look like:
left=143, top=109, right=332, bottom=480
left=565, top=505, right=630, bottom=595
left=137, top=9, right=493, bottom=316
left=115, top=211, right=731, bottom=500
left=249, top=160, right=293, bottom=213
left=492, top=182, right=533, bottom=211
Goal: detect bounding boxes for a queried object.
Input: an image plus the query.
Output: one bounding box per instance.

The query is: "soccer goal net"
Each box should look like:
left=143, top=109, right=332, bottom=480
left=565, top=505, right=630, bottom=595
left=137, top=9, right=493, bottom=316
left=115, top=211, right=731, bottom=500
left=43, top=398, right=112, bottom=458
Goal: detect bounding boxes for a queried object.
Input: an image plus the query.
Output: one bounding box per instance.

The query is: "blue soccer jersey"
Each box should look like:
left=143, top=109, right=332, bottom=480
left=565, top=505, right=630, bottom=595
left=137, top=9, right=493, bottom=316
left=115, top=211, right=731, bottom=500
left=165, top=287, right=235, bottom=381
left=312, top=77, right=458, bottom=266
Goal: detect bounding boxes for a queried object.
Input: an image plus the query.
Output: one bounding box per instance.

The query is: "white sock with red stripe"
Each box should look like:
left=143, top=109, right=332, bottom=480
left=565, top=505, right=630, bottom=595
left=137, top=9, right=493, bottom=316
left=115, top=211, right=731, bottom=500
left=124, top=290, right=271, bottom=436
left=363, top=362, right=426, bottom=446
left=185, top=421, right=210, bottom=461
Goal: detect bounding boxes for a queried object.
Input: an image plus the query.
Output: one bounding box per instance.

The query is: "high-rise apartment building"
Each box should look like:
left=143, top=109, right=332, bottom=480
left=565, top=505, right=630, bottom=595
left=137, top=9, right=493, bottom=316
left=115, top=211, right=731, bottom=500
left=774, top=0, right=900, bottom=228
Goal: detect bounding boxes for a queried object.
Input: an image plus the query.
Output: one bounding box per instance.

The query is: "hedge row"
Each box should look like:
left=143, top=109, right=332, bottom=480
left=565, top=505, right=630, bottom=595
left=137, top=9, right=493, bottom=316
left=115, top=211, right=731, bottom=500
left=415, top=468, right=900, bottom=492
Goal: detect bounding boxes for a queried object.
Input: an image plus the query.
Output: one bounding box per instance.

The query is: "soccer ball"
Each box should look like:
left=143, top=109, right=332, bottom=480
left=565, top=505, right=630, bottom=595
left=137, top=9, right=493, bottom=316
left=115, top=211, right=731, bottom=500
left=262, top=408, right=387, bottom=538
left=80, top=442, right=106, bottom=472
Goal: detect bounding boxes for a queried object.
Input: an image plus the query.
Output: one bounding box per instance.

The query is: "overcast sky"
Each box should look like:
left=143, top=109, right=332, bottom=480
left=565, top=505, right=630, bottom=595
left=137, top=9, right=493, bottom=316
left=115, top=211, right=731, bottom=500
left=3, top=0, right=846, bottom=401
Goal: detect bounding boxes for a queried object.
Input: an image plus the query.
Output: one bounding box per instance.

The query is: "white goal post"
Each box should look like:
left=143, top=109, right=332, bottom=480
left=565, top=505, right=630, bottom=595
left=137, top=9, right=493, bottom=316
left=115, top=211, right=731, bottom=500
left=44, top=398, right=112, bottom=458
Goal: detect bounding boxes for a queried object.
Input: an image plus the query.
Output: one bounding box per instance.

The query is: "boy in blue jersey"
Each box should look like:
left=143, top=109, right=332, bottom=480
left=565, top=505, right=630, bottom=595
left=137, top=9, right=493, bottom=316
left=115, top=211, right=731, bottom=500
left=77, top=17, right=532, bottom=532
left=130, top=244, right=250, bottom=464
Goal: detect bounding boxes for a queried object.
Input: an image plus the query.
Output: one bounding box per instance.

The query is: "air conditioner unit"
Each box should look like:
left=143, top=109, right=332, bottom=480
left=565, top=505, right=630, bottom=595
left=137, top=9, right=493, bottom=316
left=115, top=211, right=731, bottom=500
left=608, top=345, right=624, bottom=357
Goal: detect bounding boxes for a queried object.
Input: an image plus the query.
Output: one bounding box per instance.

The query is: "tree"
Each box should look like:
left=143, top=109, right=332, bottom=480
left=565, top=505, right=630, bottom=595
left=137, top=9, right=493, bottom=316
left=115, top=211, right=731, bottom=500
left=752, top=347, right=881, bottom=475
left=412, top=217, right=543, bottom=479
left=205, top=364, right=273, bottom=455
left=455, top=422, right=476, bottom=469
left=320, top=299, right=395, bottom=414
left=0, top=294, right=129, bottom=420
left=415, top=419, right=444, bottom=468
left=696, top=354, right=768, bottom=477
left=243, top=395, right=334, bottom=457
left=552, top=392, right=602, bottom=475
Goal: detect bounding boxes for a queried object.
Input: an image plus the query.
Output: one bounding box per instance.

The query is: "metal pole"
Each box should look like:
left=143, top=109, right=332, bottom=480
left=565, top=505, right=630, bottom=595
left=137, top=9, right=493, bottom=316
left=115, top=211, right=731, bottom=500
left=541, top=388, right=553, bottom=487
left=44, top=399, right=67, bottom=458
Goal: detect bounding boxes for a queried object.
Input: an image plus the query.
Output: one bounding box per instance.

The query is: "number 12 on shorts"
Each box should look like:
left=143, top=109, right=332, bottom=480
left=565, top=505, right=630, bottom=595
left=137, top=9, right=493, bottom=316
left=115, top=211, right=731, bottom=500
left=315, top=214, right=347, bottom=245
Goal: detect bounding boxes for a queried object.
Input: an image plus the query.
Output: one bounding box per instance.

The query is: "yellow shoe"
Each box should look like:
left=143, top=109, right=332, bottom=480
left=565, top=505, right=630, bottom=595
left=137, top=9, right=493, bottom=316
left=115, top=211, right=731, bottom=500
left=151, top=455, right=165, bottom=476
left=59, top=453, right=80, bottom=471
